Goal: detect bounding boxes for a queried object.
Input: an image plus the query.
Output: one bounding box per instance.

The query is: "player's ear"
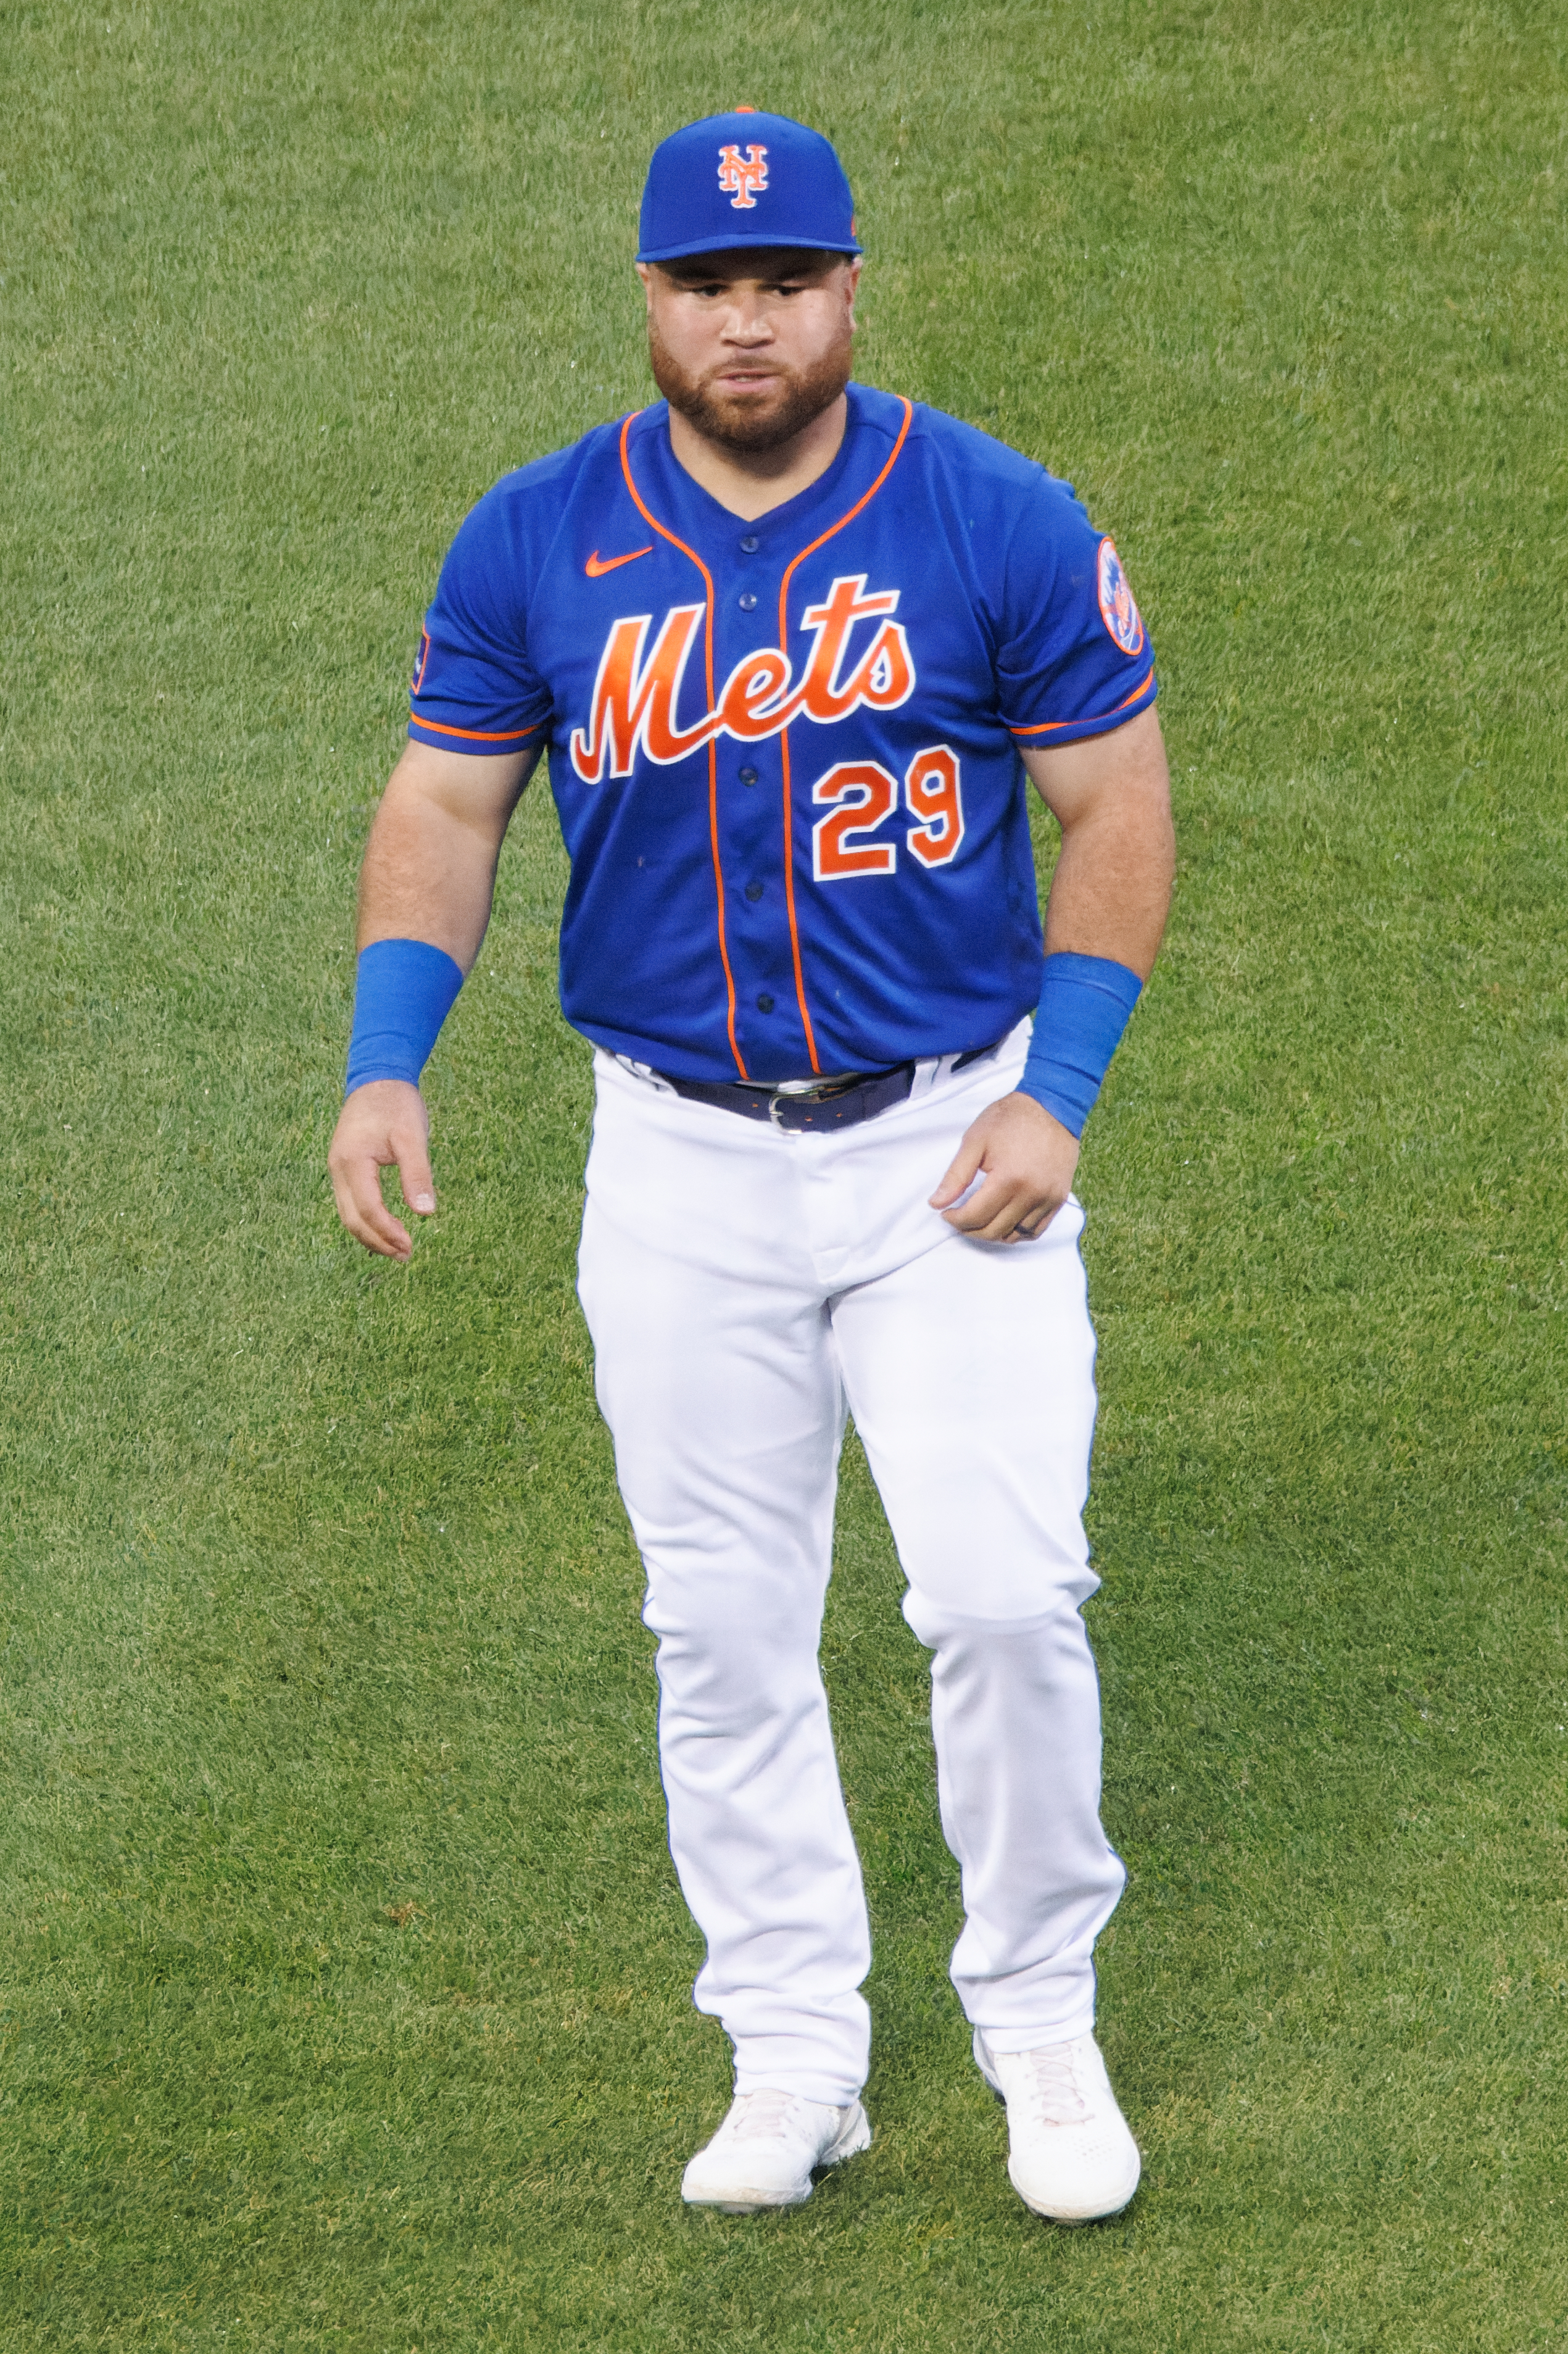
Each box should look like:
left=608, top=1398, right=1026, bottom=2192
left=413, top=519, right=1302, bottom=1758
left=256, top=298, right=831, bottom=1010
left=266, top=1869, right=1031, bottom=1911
left=635, top=261, right=654, bottom=313
left=844, top=256, right=862, bottom=329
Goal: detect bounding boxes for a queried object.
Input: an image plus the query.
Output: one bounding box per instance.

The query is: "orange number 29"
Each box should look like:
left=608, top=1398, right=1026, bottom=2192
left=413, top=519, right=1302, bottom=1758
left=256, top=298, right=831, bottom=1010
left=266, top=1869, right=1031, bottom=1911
left=809, top=746, right=966, bottom=881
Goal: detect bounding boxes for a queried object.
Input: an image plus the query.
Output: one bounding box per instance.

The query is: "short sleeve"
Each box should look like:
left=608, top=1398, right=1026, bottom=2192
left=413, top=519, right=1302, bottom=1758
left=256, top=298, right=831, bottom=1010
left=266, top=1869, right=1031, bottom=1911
left=407, top=485, right=554, bottom=755
left=993, top=472, right=1156, bottom=747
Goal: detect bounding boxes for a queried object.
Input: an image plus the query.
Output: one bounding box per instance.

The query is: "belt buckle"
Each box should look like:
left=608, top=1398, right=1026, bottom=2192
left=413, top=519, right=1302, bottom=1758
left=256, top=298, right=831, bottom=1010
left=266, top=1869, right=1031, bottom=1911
left=766, top=1073, right=857, bottom=1128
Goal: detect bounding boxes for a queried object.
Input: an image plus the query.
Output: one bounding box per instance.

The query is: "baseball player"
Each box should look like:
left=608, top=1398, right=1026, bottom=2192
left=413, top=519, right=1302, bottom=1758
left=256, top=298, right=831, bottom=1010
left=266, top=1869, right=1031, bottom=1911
left=329, top=110, right=1174, bottom=2224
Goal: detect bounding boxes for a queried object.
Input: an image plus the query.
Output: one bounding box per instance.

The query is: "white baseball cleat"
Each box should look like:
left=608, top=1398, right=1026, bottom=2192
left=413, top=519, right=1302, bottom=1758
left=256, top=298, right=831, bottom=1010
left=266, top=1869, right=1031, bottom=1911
left=681, top=2088, right=873, bottom=2213
left=974, top=2029, right=1142, bottom=2223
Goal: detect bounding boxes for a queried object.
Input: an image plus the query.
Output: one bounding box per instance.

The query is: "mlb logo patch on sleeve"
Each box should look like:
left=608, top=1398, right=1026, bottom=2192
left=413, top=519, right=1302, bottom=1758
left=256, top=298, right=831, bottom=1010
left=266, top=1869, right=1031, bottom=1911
left=1096, top=539, right=1144, bottom=657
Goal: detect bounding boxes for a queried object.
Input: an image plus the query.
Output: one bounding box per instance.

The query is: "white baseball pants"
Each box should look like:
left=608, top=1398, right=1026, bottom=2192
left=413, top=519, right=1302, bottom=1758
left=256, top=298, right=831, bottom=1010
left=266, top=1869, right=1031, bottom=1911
left=576, top=1025, right=1126, bottom=2109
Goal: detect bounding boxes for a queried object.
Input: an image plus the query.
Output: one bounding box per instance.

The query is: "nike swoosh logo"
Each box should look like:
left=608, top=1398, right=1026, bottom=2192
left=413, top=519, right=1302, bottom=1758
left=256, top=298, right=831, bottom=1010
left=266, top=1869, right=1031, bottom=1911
left=586, top=545, right=653, bottom=578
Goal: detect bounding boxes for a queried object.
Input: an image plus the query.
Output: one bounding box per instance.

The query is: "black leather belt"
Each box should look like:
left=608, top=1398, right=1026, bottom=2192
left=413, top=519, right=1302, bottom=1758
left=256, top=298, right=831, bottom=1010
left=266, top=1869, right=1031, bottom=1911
left=657, top=1040, right=1002, bottom=1133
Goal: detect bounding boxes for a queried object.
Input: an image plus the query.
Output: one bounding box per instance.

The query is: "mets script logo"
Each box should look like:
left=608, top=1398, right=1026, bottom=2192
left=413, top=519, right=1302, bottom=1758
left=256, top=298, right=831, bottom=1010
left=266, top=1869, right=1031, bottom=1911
left=569, top=574, right=913, bottom=782
left=717, top=143, right=768, bottom=209
left=1097, top=538, right=1144, bottom=657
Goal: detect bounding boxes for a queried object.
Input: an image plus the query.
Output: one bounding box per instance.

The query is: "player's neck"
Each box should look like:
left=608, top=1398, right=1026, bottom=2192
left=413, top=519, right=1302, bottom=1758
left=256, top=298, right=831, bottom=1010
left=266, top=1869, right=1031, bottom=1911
left=665, top=394, right=849, bottom=522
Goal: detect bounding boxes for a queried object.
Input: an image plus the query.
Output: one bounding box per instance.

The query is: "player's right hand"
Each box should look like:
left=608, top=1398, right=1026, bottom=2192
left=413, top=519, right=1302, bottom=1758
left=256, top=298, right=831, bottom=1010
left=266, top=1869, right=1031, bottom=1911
left=328, top=1079, right=436, bottom=1260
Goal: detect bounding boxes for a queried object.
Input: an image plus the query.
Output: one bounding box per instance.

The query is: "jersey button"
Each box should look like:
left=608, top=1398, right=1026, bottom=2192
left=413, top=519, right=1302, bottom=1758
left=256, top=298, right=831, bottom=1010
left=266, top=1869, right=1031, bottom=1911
left=756, top=992, right=774, bottom=1013
left=739, top=765, right=759, bottom=785
left=738, top=591, right=757, bottom=610
left=745, top=880, right=763, bottom=902
left=740, top=534, right=760, bottom=553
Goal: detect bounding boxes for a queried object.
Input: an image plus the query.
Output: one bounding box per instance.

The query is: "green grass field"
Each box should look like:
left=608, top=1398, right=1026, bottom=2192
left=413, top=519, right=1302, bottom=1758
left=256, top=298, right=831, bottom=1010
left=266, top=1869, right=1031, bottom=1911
left=4, top=1, right=1567, bottom=2344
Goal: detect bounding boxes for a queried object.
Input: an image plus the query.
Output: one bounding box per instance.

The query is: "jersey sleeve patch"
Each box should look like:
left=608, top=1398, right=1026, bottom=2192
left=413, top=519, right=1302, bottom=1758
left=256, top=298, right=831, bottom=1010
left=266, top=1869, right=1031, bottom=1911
left=1096, top=538, right=1144, bottom=657
left=992, top=472, right=1156, bottom=745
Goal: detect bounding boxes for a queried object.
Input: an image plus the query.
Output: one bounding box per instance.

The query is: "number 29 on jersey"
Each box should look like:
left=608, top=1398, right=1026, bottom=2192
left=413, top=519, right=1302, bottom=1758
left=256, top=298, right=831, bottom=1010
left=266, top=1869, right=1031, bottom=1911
left=812, top=745, right=966, bottom=882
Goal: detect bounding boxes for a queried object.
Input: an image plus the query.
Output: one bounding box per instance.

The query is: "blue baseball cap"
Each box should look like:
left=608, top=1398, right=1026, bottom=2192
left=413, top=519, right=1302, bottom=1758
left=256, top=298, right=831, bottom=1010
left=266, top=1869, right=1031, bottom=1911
left=637, top=109, right=861, bottom=265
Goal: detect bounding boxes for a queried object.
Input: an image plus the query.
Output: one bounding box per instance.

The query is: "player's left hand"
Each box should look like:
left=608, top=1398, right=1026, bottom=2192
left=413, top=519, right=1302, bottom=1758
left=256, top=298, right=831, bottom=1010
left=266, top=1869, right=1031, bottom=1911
left=929, top=1091, right=1081, bottom=1243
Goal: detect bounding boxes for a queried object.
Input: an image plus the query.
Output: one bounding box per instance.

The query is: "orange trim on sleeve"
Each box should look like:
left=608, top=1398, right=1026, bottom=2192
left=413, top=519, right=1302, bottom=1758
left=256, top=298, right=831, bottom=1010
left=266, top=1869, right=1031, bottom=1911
left=1008, top=668, right=1155, bottom=738
left=618, top=410, right=748, bottom=1081
left=774, top=396, right=915, bottom=1076
left=409, top=713, right=542, bottom=743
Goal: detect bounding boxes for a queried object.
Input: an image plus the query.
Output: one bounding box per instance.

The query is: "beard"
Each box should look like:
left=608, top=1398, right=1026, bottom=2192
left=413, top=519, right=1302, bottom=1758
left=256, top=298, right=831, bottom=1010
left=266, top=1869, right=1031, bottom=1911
left=648, top=317, right=853, bottom=454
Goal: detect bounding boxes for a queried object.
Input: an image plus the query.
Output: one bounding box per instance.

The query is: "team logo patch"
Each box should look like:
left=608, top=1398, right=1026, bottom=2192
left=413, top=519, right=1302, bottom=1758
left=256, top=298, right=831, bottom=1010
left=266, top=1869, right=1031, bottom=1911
left=717, top=143, right=768, bottom=209
left=1096, top=538, right=1144, bottom=657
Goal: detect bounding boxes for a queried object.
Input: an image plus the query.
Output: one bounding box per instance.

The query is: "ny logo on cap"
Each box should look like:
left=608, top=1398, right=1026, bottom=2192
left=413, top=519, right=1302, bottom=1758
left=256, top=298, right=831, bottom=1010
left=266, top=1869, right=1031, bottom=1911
left=717, top=143, right=768, bottom=209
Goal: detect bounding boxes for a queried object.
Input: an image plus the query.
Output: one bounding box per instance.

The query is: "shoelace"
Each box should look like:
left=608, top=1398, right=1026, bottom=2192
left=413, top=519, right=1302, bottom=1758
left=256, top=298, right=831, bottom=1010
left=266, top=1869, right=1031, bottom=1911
left=720, top=2089, right=813, bottom=2142
left=1011, top=2045, right=1089, bottom=2129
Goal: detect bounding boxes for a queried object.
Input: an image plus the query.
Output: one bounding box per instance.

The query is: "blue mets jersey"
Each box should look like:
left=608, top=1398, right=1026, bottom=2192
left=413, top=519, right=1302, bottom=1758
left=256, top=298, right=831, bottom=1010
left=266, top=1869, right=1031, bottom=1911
left=408, top=383, right=1156, bottom=1084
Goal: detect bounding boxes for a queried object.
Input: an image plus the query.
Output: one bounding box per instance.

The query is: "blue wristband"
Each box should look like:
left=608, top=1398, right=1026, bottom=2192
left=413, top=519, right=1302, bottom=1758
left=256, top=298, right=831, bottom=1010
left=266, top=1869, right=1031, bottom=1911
left=1016, top=952, right=1143, bottom=1137
left=344, top=938, right=465, bottom=1095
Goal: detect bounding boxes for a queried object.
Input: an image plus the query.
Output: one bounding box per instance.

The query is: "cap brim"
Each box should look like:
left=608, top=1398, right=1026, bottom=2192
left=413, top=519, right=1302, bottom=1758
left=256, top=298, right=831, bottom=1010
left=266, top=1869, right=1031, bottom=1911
left=637, top=231, right=863, bottom=263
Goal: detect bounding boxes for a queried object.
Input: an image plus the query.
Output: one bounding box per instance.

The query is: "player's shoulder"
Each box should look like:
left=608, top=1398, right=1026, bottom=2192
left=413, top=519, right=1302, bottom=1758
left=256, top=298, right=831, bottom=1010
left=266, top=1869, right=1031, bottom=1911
left=902, top=397, right=1048, bottom=489
left=463, top=414, right=627, bottom=528
left=868, top=386, right=1087, bottom=530
left=434, top=417, right=631, bottom=606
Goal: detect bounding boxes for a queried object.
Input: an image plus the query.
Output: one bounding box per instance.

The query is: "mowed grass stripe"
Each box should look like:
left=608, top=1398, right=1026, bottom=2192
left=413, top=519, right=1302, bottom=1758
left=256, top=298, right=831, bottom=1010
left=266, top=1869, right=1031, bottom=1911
left=2, top=2, right=1566, bottom=2346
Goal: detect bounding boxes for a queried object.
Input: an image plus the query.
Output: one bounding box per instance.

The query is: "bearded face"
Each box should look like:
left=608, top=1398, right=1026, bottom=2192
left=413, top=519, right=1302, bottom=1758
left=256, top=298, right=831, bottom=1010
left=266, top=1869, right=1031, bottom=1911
left=643, top=251, right=858, bottom=456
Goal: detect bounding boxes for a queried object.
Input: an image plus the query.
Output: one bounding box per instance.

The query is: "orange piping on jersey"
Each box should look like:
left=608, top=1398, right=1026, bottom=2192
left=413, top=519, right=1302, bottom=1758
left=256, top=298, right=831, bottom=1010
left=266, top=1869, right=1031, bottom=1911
left=618, top=410, right=747, bottom=1080
left=773, top=396, right=915, bottom=1075
left=409, top=713, right=542, bottom=742
left=775, top=744, right=821, bottom=1070
left=1008, top=668, right=1155, bottom=736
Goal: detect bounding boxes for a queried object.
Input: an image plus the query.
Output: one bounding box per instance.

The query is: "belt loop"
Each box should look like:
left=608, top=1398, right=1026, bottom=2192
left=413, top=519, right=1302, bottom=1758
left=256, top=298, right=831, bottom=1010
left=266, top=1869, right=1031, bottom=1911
left=910, top=1055, right=944, bottom=1100
left=613, top=1054, right=678, bottom=1096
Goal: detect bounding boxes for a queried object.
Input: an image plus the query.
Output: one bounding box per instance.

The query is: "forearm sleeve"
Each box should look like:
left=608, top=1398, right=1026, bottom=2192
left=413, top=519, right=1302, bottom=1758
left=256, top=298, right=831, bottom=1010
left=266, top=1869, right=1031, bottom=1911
left=344, top=938, right=465, bottom=1094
